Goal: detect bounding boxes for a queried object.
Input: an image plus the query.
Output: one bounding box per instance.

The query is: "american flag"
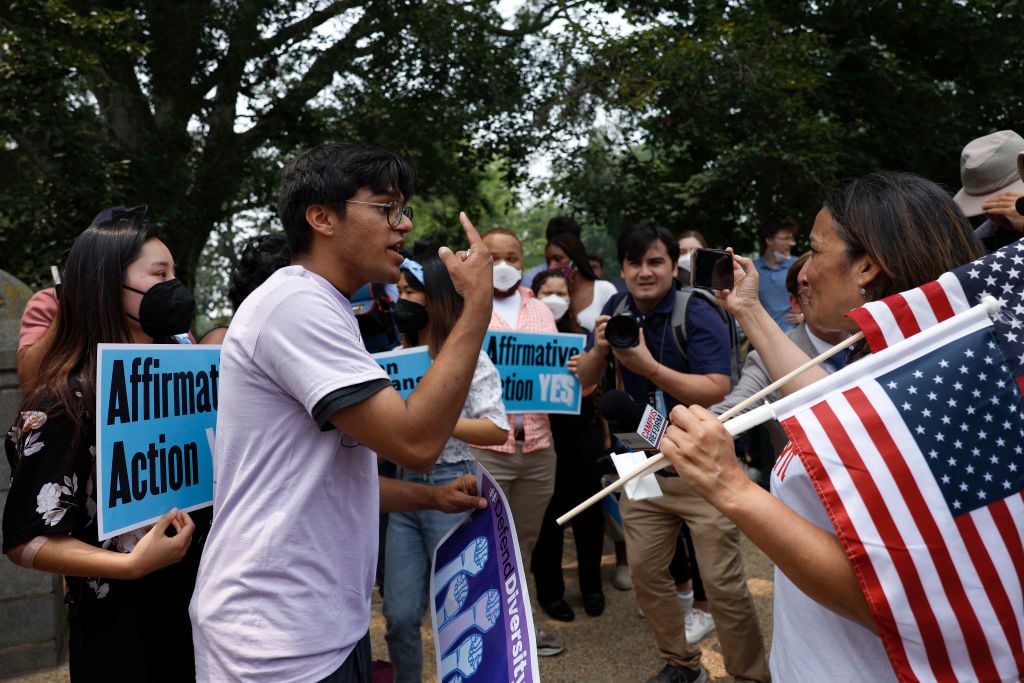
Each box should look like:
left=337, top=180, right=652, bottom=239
left=771, top=279, right=1024, bottom=682
left=848, top=238, right=1024, bottom=393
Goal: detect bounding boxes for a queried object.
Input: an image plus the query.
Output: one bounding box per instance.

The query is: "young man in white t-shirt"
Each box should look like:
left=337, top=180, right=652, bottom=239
left=190, top=142, right=494, bottom=682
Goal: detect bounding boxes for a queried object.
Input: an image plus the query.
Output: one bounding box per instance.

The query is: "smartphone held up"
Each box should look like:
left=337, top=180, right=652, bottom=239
left=689, top=248, right=734, bottom=291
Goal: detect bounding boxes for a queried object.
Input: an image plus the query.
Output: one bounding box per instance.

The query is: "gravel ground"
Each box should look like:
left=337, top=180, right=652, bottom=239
left=5, top=533, right=774, bottom=682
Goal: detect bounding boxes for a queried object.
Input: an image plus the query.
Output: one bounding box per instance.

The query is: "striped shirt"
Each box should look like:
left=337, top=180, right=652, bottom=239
left=474, top=286, right=557, bottom=453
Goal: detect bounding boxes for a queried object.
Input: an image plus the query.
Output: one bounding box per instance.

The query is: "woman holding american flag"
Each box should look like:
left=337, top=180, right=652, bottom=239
left=660, top=172, right=990, bottom=682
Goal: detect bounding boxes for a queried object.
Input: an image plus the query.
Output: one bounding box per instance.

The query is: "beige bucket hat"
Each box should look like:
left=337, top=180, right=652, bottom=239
left=954, top=130, right=1024, bottom=217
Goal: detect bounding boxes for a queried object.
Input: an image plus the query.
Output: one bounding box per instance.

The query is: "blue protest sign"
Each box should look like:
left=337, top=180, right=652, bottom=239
left=374, top=332, right=583, bottom=414
left=482, top=331, right=584, bottom=414
left=373, top=345, right=433, bottom=398
left=431, top=464, right=539, bottom=683
left=95, top=344, right=219, bottom=540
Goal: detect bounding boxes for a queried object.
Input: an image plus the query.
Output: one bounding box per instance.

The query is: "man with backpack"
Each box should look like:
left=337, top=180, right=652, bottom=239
left=575, top=222, right=768, bottom=683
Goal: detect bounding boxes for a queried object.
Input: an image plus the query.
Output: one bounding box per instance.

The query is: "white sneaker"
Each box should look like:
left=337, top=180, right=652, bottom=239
left=613, top=564, right=633, bottom=590
left=535, top=628, right=564, bottom=656
left=685, top=608, right=716, bottom=644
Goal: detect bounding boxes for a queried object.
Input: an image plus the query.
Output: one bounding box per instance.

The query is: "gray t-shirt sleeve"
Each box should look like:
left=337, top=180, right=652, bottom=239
left=312, top=378, right=392, bottom=431
left=251, top=279, right=389, bottom=422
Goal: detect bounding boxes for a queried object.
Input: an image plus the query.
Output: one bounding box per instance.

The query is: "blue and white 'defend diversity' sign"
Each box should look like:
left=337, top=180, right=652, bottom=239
left=95, top=344, right=219, bottom=540
left=430, top=464, right=539, bottom=683
left=374, top=331, right=585, bottom=414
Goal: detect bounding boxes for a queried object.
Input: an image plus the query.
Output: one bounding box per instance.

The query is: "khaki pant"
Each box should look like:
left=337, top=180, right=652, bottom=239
left=470, top=443, right=557, bottom=570
left=621, top=474, right=770, bottom=682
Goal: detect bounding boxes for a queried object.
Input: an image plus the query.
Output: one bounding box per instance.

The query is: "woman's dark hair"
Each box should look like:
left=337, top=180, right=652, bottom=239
left=823, top=171, right=984, bottom=301
left=678, top=229, right=708, bottom=248
left=419, top=255, right=464, bottom=358
left=617, top=221, right=680, bottom=265
left=278, top=142, right=415, bottom=256
left=545, top=215, right=582, bottom=241
left=547, top=233, right=597, bottom=281
left=227, top=234, right=291, bottom=310
left=531, top=269, right=581, bottom=334
left=23, top=212, right=165, bottom=456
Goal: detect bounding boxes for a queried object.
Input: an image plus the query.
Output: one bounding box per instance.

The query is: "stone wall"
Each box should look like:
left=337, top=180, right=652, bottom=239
left=0, top=271, right=67, bottom=677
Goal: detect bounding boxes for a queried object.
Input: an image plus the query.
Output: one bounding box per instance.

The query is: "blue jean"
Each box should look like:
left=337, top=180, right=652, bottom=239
left=383, top=460, right=475, bottom=683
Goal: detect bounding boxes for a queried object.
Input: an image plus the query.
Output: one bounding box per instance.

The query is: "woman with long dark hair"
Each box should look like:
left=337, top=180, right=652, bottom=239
left=3, top=210, right=202, bottom=681
left=383, top=256, right=510, bottom=683
left=545, top=232, right=617, bottom=333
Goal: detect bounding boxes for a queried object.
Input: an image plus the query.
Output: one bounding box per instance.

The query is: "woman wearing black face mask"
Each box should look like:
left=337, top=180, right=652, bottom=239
left=2, top=213, right=205, bottom=681
left=383, top=257, right=510, bottom=683
left=123, top=277, right=196, bottom=342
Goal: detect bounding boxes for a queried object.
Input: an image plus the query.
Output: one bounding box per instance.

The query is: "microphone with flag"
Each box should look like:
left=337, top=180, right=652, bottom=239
left=600, top=390, right=668, bottom=451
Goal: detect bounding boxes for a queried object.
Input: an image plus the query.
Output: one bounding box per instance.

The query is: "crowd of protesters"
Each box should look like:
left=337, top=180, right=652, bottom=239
left=5, top=131, right=1024, bottom=682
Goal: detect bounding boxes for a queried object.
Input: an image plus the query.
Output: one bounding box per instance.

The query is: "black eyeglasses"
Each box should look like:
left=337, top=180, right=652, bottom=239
left=345, top=199, right=413, bottom=228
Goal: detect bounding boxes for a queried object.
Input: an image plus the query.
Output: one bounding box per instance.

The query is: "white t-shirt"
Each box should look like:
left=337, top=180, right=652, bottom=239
left=190, top=266, right=388, bottom=682
left=575, top=279, right=618, bottom=333
left=492, top=288, right=522, bottom=328
left=770, top=450, right=898, bottom=681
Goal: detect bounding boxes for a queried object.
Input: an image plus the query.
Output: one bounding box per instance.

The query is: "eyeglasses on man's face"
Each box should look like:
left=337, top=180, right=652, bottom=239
left=345, top=199, right=413, bottom=228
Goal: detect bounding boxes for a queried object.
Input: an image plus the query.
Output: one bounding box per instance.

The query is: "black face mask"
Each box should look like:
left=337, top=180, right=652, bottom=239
left=124, top=279, right=196, bottom=338
left=392, top=298, right=428, bottom=336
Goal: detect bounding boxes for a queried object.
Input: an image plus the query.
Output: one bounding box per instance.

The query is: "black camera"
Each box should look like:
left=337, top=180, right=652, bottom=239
left=605, top=314, right=642, bottom=349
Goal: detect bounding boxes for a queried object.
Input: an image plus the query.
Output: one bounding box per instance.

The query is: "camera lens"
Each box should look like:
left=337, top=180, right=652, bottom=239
left=605, top=315, right=640, bottom=349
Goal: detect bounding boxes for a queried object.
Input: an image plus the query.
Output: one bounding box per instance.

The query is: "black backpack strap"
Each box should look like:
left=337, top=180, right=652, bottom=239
left=670, top=287, right=742, bottom=386
left=669, top=288, right=693, bottom=372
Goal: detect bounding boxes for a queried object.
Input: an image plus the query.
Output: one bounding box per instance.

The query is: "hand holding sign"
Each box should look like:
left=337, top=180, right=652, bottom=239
left=126, top=507, right=194, bottom=578
left=432, top=473, right=488, bottom=514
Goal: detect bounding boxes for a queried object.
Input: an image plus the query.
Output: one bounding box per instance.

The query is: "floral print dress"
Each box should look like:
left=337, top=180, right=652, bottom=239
left=3, top=393, right=202, bottom=681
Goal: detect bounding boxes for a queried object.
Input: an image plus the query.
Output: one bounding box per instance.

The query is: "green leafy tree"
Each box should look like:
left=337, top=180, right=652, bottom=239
left=547, top=0, right=1023, bottom=252
left=0, top=1, right=569, bottom=296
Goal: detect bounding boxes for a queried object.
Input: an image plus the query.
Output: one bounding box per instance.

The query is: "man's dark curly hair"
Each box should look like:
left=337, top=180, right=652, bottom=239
left=227, top=234, right=291, bottom=310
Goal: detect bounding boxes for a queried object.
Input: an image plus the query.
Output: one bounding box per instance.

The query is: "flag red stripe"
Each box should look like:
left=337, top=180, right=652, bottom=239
left=848, top=279, right=961, bottom=353
left=991, top=493, right=1024, bottom=599
left=810, top=392, right=951, bottom=680
left=848, top=304, right=890, bottom=352
left=885, top=293, right=923, bottom=340
left=780, top=412, right=915, bottom=678
left=847, top=387, right=999, bottom=682
left=987, top=496, right=1024, bottom=670
left=954, top=511, right=1023, bottom=673
left=918, top=279, right=957, bottom=323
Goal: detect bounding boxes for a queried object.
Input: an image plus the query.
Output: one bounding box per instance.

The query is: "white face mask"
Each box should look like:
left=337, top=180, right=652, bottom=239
left=772, top=250, right=790, bottom=263
left=492, top=261, right=522, bottom=292
left=538, top=294, right=570, bottom=320
left=677, top=252, right=692, bottom=272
